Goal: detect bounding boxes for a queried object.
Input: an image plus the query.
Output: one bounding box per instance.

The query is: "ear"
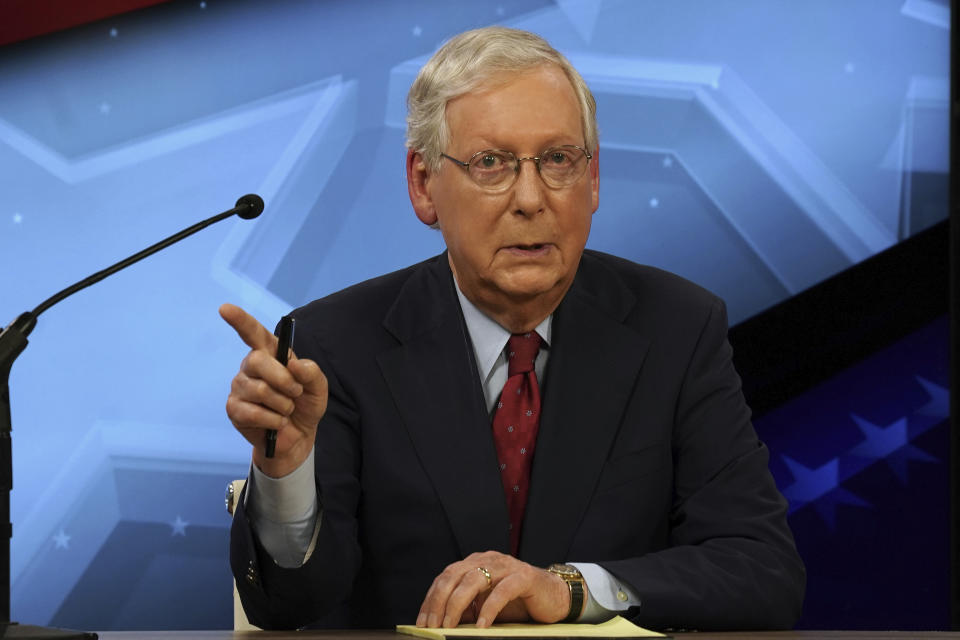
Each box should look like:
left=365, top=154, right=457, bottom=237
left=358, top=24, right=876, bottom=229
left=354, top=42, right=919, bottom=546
left=406, top=149, right=438, bottom=226
left=589, top=145, right=599, bottom=214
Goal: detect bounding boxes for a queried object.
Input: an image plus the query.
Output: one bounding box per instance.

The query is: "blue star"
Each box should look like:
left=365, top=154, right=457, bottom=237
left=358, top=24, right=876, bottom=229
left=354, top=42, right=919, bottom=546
left=781, top=456, right=869, bottom=526
left=12, top=213, right=22, bottom=224
left=915, top=377, right=948, bottom=419
left=849, top=414, right=908, bottom=459
left=412, top=25, right=422, bottom=37
left=53, top=529, right=70, bottom=550
left=780, top=456, right=841, bottom=508
left=849, top=414, right=936, bottom=484
left=171, top=515, right=188, bottom=536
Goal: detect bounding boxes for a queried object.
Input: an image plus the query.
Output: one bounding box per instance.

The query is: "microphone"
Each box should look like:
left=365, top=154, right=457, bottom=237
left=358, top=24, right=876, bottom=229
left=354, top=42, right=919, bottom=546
left=0, top=193, right=264, bottom=633
left=235, top=193, right=264, bottom=220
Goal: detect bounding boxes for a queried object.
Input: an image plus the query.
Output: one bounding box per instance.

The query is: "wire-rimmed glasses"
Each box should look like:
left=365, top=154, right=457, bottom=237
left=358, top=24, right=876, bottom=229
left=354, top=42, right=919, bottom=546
left=441, top=145, right=592, bottom=191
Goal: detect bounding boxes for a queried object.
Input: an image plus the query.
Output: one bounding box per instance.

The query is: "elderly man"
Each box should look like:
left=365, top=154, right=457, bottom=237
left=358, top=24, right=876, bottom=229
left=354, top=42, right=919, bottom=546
left=221, top=26, right=805, bottom=632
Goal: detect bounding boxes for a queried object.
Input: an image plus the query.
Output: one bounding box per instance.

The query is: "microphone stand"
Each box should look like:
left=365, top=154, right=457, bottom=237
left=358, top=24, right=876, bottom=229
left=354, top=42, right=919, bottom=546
left=0, top=194, right=264, bottom=639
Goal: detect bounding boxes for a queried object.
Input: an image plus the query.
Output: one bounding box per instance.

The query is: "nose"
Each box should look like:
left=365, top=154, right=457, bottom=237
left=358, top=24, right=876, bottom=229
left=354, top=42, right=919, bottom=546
left=511, top=157, right=546, bottom=217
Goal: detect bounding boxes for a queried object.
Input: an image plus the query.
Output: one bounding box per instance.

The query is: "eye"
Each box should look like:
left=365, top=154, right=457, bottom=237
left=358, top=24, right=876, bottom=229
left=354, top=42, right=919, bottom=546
left=470, top=151, right=514, bottom=177
left=479, top=154, right=502, bottom=168
left=544, top=148, right=574, bottom=165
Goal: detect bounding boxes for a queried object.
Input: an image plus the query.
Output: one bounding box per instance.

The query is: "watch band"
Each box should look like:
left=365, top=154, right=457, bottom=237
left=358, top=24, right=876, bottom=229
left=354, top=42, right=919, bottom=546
left=546, top=563, right=585, bottom=623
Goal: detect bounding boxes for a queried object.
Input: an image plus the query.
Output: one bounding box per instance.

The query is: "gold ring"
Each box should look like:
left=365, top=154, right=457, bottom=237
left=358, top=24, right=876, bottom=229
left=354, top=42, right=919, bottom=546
left=476, top=566, right=492, bottom=587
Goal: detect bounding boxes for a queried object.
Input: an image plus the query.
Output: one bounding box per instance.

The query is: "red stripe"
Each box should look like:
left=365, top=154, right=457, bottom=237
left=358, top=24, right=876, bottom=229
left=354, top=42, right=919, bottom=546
left=0, top=0, right=173, bottom=47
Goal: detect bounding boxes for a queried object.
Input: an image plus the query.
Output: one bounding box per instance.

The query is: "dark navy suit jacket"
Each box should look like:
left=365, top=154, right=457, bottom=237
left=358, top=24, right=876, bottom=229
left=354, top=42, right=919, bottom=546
left=231, top=250, right=805, bottom=630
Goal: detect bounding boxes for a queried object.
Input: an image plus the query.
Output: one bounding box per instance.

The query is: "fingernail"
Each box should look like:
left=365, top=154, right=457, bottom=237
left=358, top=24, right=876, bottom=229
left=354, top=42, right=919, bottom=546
left=291, top=383, right=303, bottom=396
left=416, top=613, right=425, bottom=627
left=427, top=614, right=438, bottom=628
left=476, top=616, right=488, bottom=628
left=442, top=617, right=451, bottom=629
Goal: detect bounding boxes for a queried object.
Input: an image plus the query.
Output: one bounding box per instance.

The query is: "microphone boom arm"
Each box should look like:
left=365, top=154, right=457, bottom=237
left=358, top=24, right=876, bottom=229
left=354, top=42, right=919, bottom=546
left=0, top=193, right=263, bottom=633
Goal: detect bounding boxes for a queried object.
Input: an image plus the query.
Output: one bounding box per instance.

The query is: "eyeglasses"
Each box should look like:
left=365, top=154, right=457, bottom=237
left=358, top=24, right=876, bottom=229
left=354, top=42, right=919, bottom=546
left=440, top=145, right=593, bottom=191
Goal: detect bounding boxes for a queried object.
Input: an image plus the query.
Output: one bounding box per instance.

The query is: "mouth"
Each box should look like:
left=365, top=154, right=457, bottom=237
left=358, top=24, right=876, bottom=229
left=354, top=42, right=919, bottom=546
left=503, top=243, right=552, bottom=257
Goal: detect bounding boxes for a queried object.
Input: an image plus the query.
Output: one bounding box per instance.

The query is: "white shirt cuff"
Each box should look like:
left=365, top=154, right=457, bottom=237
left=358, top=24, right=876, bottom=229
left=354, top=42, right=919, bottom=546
left=570, top=562, right=641, bottom=622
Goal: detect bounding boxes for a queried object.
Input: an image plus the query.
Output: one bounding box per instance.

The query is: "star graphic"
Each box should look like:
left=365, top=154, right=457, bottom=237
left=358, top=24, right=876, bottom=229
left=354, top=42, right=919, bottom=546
left=200, top=1, right=207, bottom=8
left=849, top=414, right=908, bottom=459
left=12, top=213, right=22, bottom=224
left=171, top=515, right=189, bottom=536
left=915, top=377, right=948, bottom=419
left=662, top=156, right=673, bottom=168
left=649, top=197, right=659, bottom=208
left=412, top=25, right=422, bottom=37
left=109, top=28, right=118, bottom=38
left=849, top=414, right=936, bottom=484
left=99, top=102, right=112, bottom=115
left=496, top=6, right=505, bottom=16
left=780, top=456, right=870, bottom=527
left=844, top=62, right=855, bottom=74
left=781, top=456, right=842, bottom=508
left=53, top=529, right=70, bottom=550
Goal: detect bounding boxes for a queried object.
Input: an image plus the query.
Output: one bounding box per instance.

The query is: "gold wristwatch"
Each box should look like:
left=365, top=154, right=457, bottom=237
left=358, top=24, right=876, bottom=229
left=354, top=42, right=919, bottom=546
left=546, top=563, right=585, bottom=623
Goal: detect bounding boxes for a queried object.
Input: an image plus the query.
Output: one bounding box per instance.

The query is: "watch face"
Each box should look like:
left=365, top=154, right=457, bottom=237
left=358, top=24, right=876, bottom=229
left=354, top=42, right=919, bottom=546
left=548, top=563, right=578, bottom=577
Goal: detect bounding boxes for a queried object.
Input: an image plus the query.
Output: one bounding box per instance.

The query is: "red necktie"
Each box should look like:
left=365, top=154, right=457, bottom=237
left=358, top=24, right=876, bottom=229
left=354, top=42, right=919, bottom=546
left=492, top=332, right=542, bottom=555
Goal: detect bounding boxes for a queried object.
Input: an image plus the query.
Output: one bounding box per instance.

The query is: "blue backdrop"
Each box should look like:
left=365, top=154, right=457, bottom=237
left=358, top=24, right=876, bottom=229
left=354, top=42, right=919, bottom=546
left=0, top=0, right=949, bottom=630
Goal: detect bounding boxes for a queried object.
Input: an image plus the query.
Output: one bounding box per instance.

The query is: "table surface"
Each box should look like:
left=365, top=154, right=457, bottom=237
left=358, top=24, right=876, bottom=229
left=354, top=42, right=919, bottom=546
left=93, top=631, right=960, bottom=640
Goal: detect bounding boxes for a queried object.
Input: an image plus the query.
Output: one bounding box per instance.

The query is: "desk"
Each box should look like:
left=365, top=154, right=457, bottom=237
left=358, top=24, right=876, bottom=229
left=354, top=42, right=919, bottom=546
left=95, top=631, right=960, bottom=640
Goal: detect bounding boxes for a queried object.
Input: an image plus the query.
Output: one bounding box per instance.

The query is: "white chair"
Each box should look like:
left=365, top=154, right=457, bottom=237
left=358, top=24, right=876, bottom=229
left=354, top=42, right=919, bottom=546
left=225, top=478, right=260, bottom=631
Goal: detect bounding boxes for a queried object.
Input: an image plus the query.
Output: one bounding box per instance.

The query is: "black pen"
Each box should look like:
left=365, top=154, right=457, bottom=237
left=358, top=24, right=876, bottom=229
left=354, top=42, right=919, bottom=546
left=266, top=315, right=295, bottom=458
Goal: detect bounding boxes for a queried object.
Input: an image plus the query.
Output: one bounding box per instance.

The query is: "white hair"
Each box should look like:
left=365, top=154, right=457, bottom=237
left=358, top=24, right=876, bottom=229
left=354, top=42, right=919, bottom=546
left=406, top=26, right=598, bottom=173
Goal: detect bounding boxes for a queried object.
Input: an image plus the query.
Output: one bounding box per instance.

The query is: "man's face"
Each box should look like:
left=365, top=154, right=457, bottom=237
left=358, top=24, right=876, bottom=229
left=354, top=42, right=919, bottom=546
left=409, top=64, right=599, bottom=322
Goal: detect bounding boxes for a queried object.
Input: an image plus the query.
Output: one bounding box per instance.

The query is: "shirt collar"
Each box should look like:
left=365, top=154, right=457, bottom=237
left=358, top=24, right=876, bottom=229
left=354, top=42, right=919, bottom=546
left=454, top=281, right=552, bottom=383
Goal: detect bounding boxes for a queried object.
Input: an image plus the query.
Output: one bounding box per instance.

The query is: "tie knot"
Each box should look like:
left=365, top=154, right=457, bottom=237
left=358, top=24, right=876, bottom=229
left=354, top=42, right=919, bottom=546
left=507, top=332, right=541, bottom=376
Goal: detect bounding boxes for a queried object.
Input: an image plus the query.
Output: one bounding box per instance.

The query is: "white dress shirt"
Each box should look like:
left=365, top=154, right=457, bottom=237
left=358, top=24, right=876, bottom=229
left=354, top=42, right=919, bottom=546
left=245, top=283, right=641, bottom=621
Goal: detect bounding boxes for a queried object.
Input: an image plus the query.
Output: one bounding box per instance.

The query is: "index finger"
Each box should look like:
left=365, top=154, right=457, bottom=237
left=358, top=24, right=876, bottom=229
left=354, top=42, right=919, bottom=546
left=219, top=303, right=277, bottom=351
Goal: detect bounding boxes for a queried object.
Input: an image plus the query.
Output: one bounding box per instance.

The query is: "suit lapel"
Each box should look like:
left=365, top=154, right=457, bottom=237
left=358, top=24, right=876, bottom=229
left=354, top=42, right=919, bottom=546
left=377, top=255, right=511, bottom=557
left=521, top=257, right=650, bottom=565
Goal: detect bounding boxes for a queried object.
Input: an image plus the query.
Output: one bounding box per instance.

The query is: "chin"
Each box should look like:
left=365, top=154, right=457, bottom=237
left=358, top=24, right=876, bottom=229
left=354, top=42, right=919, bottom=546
left=495, top=273, right=566, bottom=301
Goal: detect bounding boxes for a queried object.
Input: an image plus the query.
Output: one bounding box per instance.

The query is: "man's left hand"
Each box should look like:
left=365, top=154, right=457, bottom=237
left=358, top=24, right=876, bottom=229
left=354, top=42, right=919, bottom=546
left=416, top=551, right=570, bottom=628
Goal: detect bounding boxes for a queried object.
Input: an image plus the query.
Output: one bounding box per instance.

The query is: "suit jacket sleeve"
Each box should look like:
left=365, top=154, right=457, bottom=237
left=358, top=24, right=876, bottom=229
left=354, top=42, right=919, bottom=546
left=230, top=335, right=363, bottom=630
left=598, top=296, right=805, bottom=630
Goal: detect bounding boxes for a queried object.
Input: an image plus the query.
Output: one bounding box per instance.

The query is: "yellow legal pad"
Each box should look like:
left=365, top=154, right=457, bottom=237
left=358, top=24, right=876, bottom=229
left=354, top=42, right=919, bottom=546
left=396, top=615, right=664, bottom=638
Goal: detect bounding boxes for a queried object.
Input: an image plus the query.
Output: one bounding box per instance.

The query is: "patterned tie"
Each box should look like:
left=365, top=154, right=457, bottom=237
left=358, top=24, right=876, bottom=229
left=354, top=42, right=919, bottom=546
left=492, top=332, right=543, bottom=555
